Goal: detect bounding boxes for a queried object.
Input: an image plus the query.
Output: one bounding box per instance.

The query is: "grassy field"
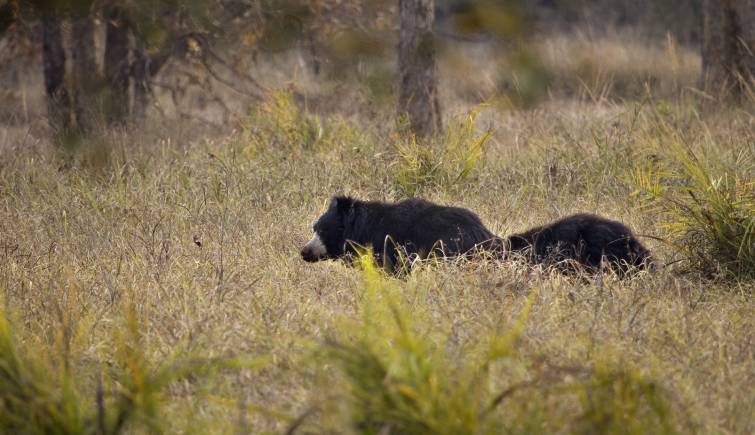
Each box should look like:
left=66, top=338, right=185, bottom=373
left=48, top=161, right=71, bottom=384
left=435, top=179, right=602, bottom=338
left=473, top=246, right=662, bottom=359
left=0, top=32, right=754, bottom=434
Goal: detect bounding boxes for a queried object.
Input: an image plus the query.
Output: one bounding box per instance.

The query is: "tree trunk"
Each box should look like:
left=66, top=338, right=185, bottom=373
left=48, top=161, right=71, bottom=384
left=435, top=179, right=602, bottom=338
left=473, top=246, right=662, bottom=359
left=132, top=44, right=149, bottom=120
left=701, top=0, right=755, bottom=98
left=398, top=0, right=441, bottom=138
left=732, top=0, right=755, bottom=82
left=0, top=2, right=15, bottom=37
left=104, top=6, right=130, bottom=124
left=306, top=29, right=321, bottom=76
left=42, top=13, right=71, bottom=132
left=71, top=12, right=100, bottom=131
left=132, top=27, right=179, bottom=121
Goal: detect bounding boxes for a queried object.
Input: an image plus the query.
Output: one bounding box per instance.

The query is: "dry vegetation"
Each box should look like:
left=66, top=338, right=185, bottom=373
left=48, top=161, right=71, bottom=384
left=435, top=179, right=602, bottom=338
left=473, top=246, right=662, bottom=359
left=0, top=31, right=754, bottom=434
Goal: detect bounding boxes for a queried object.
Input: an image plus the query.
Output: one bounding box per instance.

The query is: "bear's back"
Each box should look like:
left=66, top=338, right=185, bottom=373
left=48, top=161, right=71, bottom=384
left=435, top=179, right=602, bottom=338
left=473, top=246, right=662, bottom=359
left=348, top=198, right=497, bottom=263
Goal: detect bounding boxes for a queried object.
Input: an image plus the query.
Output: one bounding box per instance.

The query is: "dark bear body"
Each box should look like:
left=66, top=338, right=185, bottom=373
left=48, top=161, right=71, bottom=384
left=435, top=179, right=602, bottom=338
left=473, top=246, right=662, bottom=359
left=501, top=213, right=652, bottom=273
left=300, top=196, right=497, bottom=268
left=301, top=197, right=652, bottom=275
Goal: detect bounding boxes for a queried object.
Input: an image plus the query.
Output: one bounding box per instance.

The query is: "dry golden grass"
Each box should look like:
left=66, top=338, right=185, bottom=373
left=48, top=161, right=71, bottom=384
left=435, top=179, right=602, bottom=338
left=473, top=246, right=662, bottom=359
left=0, top=32, right=753, bottom=434
left=440, top=30, right=700, bottom=107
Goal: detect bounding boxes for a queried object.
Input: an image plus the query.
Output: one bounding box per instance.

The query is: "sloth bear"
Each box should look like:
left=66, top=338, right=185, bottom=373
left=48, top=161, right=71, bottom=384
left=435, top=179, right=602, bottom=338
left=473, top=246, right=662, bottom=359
left=300, top=196, right=497, bottom=270
left=500, top=213, right=652, bottom=274
left=301, top=196, right=651, bottom=274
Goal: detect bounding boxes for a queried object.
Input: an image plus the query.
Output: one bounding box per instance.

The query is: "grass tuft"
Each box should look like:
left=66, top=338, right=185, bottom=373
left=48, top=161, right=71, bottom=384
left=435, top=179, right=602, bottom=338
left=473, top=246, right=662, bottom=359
left=241, top=90, right=327, bottom=154
left=391, top=108, right=490, bottom=196
left=0, top=294, right=261, bottom=434
left=632, top=117, right=755, bottom=279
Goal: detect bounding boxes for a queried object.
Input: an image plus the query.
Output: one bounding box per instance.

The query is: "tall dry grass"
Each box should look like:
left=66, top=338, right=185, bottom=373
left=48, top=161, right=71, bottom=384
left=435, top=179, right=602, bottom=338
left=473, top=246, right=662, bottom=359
left=0, top=31, right=753, bottom=434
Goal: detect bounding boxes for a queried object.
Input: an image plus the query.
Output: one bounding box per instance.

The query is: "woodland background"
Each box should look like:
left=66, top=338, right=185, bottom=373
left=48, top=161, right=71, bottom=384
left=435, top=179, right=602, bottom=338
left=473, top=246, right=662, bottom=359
left=0, top=1, right=753, bottom=433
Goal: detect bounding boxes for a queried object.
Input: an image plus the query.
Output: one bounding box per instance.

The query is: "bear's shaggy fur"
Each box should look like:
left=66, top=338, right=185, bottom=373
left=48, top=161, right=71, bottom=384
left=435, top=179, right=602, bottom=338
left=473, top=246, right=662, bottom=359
left=300, top=196, right=497, bottom=269
left=301, top=196, right=652, bottom=274
left=500, top=213, right=652, bottom=273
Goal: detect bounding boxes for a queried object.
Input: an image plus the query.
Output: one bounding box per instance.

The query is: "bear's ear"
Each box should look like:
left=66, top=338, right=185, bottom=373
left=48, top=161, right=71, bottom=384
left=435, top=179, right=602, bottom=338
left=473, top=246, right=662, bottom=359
left=332, top=195, right=355, bottom=215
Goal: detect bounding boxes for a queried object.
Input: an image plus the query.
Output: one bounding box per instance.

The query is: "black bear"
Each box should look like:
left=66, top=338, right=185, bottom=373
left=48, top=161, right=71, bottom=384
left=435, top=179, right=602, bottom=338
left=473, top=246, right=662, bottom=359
left=300, top=196, right=497, bottom=269
left=500, top=213, right=652, bottom=274
left=301, top=196, right=652, bottom=275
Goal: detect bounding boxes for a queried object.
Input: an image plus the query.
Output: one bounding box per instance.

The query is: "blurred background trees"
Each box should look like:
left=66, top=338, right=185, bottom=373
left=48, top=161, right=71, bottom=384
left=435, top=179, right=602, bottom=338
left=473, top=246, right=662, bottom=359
left=701, top=0, right=754, bottom=98
left=39, top=5, right=69, bottom=133
left=0, top=0, right=752, bottom=140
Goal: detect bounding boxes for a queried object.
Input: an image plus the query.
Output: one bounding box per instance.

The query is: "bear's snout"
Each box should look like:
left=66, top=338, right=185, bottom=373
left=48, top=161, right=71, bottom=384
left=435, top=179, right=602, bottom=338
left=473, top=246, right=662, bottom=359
left=301, top=233, right=327, bottom=262
left=301, top=246, right=319, bottom=262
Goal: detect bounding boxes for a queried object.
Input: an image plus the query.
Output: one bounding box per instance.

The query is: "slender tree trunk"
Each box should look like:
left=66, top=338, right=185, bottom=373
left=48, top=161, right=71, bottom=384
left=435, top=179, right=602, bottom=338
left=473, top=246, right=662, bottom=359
left=701, top=0, right=754, bottom=98
left=42, top=13, right=71, bottom=132
left=132, top=29, right=179, bottom=121
left=71, top=11, right=100, bottom=131
left=398, top=0, right=441, bottom=138
left=305, top=2, right=322, bottom=76
left=306, top=29, right=321, bottom=76
left=104, top=6, right=130, bottom=124
left=0, top=2, right=15, bottom=37
left=132, top=44, right=149, bottom=120
left=732, top=0, right=755, bottom=81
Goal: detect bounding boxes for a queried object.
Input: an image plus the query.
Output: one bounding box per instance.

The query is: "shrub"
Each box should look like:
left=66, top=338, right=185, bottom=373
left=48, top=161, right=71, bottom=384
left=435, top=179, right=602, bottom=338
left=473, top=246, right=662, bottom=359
left=632, top=130, right=755, bottom=279
left=321, top=253, right=682, bottom=434
left=238, top=89, right=374, bottom=160
left=0, top=299, right=260, bottom=434
left=240, top=90, right=326, bottom=154
left=391, top=108, right=490, bottom=196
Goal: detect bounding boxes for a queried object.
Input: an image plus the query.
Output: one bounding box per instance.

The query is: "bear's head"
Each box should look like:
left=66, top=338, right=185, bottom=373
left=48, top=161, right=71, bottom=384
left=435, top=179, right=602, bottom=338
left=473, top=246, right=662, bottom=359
left=301, top=196, right=354, bottom=262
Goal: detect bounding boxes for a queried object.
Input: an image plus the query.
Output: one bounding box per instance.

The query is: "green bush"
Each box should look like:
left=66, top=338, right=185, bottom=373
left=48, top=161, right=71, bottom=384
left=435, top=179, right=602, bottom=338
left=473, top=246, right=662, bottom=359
left=576, top=362, right=677, bottom=435
left=632, top=129, right=755, bottom=280
left=321, top=254, right=681, bottom=434
left=240, top=90, right=327, bottom=154
left=238, top=89, right=373, bottom=160
left=391, top=109, right=490, bottom=196
left=0, top=299, right=259, bottom=434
